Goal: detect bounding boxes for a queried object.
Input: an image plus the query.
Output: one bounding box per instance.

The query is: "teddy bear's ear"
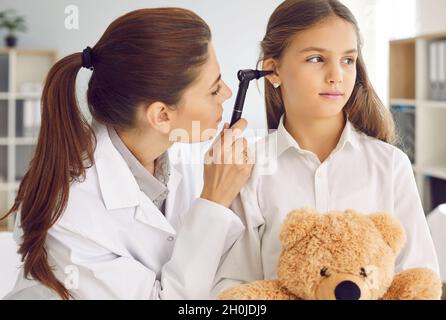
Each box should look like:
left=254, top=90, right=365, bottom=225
left=368, top=213, right=406, bottom=254
left=280, top=208, right=319, bottom=249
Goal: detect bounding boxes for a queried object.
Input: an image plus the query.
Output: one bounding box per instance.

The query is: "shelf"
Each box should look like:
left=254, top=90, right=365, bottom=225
left=419, top=165, right=446, bottom=180
left=0, top=92, right=41, bottom=99
left=0, top=182, right=20, bottom=191
left=14, top=137, right=37, bottom=145
left=390, top=99, right=416, bottom=106
left=419, top=101, right=446, bottom=110
left=0, top=137, right=38, bottom=145
left=15, top=93, right=41, bottom=99
left=419, top=31, right=446, bottom=41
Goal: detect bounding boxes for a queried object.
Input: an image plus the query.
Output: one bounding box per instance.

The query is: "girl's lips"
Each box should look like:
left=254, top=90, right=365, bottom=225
left=319, top=93, right=344, bottom=100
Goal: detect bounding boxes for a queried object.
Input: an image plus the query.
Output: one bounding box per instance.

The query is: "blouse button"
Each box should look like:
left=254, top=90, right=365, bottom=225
left=167, top=236, right=175, bottom=242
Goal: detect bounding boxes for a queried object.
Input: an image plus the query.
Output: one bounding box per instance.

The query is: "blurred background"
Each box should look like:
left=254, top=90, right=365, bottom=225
left=0, top=0, right=445, bottom=299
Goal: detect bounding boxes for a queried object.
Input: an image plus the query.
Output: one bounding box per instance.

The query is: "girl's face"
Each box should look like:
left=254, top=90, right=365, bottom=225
left=267, top=16, right=358, bottom=121
left=171, top=43, right=232, bottom=143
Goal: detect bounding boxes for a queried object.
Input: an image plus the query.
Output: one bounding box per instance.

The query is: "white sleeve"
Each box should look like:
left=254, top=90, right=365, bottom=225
left=392, top=150, right=440, bottom=275
left=47, top=198, right=244, bottom=300
left=160, top=198, right=245, bottom=299
left=211, top=184, right=265, bottom=298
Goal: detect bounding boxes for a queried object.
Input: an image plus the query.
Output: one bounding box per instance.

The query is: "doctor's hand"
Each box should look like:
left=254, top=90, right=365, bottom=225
left=201, top=119, right=254, bottom=208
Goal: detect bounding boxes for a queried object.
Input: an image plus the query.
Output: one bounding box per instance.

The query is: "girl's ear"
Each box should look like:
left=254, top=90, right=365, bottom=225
left=262, top=58, right=281, bottom=86
left=144, top=101, right=173, bottom=135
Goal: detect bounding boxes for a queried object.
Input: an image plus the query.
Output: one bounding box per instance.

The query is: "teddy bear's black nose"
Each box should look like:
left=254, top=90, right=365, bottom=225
left=334, top=281, right=361, bottom=300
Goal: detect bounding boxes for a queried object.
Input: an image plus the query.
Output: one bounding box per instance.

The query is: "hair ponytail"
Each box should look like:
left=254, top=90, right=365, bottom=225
left=1, top=53, right=96, bottom=299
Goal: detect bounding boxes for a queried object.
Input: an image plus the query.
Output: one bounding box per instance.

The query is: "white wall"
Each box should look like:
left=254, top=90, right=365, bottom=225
left=4, top=0, right=442, bottom=129
left=415, top=0, right=446, bottom=36
left=0, top=0, right=392, bottom=130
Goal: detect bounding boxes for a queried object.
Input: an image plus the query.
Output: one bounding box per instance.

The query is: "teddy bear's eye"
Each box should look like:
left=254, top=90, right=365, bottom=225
left=360, top=268, right=368, bottom=278
left=320, top=267, right=330, bottom=277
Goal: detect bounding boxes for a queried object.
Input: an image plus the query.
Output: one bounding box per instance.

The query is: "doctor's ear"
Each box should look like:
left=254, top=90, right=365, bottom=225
left=262, top=58, right=281, bottom=87
left=144, top=101, right=174, bottom=134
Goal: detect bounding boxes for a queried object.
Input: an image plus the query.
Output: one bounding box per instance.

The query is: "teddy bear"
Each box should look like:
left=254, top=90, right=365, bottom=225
left=218, top=208, right=442, bottom=300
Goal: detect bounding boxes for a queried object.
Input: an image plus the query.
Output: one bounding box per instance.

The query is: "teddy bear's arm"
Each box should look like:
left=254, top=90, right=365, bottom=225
left=382, top=268, right=442, bottom=300
left=217, top=280, right=298, bottom=300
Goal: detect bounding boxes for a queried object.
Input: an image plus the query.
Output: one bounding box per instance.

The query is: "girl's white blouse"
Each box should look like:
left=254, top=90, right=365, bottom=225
left=212, top=116, right=440, bottom=297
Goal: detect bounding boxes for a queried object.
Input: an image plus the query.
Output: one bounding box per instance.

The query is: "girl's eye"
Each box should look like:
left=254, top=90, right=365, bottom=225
left=343, top=57, right=356, bottom=65
left=211, top=85, right=222, bottom=96
left=307, top=56, right=323, bottom=63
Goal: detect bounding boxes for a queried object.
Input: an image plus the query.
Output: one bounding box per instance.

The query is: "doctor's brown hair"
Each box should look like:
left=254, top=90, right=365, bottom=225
left=260, top=0, right=396, bottom=143
left=0, top=8, right=211, bottom=299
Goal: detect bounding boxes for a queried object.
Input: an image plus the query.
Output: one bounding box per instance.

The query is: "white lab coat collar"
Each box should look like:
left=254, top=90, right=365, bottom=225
left=93, top=121, right=140, bottom=210
left=92, top=121, right=182, bottom=231
left=276, top=114, right=361, bottom=157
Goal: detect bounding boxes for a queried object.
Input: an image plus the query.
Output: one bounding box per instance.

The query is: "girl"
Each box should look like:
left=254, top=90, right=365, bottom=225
left=1, top=8, right=253, bottom=299
left=212, top=0, right=440, bottom=298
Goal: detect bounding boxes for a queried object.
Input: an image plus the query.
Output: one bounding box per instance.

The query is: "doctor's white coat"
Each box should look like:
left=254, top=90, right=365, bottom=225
left=5, top=121, right=244, bottom=299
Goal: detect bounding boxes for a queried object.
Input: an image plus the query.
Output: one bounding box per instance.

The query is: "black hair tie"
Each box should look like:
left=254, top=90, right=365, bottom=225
left=81, top=46, right=94, bottom=70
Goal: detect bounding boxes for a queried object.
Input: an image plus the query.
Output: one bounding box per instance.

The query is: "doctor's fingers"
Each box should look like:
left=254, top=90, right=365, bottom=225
left=211, top=119, right=248, bottom=155
left=232, top=138, right=254, bottom=165
left=209, top=137, right=250, bottom=165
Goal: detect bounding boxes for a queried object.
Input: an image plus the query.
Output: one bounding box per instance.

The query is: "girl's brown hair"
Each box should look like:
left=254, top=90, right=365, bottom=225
left=0, top=8, right=211, bottom=299
left=260, top=0, right=396, bottom=144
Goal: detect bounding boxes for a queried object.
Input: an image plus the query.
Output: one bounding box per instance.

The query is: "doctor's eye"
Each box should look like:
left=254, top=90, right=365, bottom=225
left=211, top=85, right=222, bottom=96
left=320, top=267, right=330, bottom=277
left=360, top=268, right=368, bottom=278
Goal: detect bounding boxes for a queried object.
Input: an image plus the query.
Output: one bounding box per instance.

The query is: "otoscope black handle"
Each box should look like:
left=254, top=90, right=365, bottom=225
left=230, top=80, right=249, bottom=127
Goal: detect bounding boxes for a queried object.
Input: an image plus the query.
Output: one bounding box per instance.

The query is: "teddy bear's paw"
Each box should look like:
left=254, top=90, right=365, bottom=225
left=218, top=280, right=297, bottom=300
left=383, top=268, right=442, bottom=300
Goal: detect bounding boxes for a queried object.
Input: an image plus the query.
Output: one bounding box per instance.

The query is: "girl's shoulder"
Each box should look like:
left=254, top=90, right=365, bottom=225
left=355, top=130, right=412, bottom=168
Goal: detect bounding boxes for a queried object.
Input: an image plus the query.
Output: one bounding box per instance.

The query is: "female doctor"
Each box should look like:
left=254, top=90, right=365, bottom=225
left=1, top=8, right=252, bottom=299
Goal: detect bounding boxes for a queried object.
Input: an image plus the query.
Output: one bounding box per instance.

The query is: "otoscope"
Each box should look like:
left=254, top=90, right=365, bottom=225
left=229, top=69, right=273, bottom=127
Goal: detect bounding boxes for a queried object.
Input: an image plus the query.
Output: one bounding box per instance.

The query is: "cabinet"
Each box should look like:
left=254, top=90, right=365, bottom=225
left=0, top=48, right=57, bottom=230
left=389, top=33, right=446, bottom=214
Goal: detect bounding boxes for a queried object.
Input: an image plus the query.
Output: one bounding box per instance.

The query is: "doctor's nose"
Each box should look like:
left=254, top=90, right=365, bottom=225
left=221, top=80, right=233, bottom=101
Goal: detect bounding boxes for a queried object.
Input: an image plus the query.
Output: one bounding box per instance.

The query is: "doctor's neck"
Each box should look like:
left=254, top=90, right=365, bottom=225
left=115, top=126, right=173, bottom=175
left=284, top=111, right=346, bottom=163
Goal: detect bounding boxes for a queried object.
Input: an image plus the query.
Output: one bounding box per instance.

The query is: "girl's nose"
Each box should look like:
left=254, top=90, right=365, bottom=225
left=326, top=64, right=343, bottom=85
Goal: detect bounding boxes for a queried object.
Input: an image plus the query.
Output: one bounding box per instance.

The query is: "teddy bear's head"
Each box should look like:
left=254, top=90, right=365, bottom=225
left=278, top=208, right=406, bottom=300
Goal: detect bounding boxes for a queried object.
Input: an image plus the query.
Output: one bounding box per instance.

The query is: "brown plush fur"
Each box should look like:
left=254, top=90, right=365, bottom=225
left=218, top=209, right=442, bottom=300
